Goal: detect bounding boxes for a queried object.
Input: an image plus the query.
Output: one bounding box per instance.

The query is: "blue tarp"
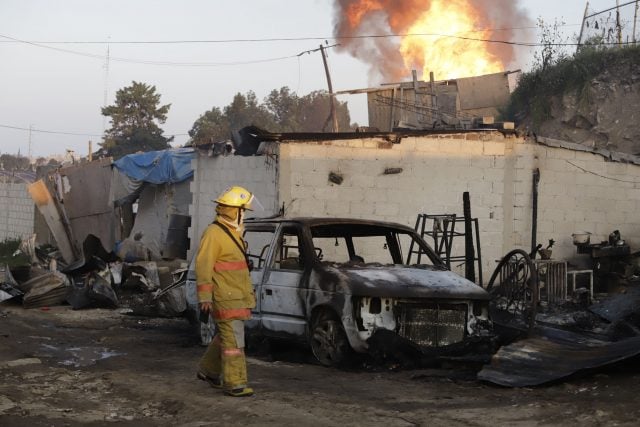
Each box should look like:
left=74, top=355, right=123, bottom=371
left=113, top=148, right=195, bottom=184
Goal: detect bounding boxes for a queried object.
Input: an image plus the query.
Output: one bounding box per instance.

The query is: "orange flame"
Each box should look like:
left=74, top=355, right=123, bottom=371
left=340, top=0, right=506, bottom=80
left=399, top=0, right=502, bottom=79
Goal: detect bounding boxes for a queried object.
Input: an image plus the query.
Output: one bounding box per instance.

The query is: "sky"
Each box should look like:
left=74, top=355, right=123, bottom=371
left=0, top=0, right=637, bottom=158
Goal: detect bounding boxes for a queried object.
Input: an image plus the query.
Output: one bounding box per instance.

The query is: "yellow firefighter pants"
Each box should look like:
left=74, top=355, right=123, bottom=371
left=199, top=319, right=248, bottom=390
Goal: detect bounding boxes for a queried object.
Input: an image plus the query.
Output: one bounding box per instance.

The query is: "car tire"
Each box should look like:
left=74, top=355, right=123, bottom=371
left=310, top=311, right=352, bottom=367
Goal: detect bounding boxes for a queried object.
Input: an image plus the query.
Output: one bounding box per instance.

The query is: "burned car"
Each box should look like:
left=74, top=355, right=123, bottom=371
left=237, top=217, right=494, bottom=366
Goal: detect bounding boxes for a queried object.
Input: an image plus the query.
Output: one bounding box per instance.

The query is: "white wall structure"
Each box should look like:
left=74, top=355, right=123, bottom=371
left=189, top=132, right=640, bottom=284
left=188, top=154, right=278, bottom=259
left=0, top=181, right=35, bottom=241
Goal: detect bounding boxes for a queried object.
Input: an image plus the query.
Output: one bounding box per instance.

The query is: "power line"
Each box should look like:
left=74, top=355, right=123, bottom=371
left=0, top=24, right=579, bottom=45
left=585, top=0, right=638, bottom=19
left=0, top=123, right=188, bottom=138
left=2, top=29, right=637, bottom=68
left=0, top=34, right=305, bottom=66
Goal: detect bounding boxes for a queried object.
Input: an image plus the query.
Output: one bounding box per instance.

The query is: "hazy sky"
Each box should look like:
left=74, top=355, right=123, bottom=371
left=0, top=0, right=636, bottom=157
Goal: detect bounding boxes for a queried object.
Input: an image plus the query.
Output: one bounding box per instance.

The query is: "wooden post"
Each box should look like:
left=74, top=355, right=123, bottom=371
left=389, top=87, right=396, bottom=132
left=88, top=140, right=93, bottom=162
left=633, top=0, right=639, bottom=44
left=463, top=192, right=476, bottom=283
left=577, top=1, right=590, bottom=49
left=429, top=71, right=438, bottom=124
left=616, top=0, right=622, bottom=46
left=412, top=69, right=419, bottom=126
left=319, top=44, right=339, bottom=133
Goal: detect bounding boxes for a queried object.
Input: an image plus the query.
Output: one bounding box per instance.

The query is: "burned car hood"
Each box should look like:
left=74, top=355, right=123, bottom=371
left=320, top=264, right=490, bottom=300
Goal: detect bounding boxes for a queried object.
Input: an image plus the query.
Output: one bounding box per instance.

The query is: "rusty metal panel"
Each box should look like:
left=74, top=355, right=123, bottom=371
left=27, top=180, right=76, bottom=264
left=57, top=158, right=118, bottom=251
left=478, top=332, right=640, bottom=387
left=456, top=72, right=511, bottom=111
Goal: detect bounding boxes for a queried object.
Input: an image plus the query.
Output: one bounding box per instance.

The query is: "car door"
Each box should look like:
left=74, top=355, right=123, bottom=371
left=259, top=223, right=309, bottom=339
left=243, top=224, right=278, bottom=331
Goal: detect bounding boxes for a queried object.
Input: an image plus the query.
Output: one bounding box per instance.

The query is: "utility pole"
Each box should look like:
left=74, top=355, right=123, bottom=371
left=577, top=1, right=590, bottom=49
left=616, top=0, right=623, bottom=47
left=634, top=0, right=639, bottom=44
left=102, top=44, right=110, bottom=134
left=28, top=124, right=33, bottom=161
left=319, top=44, right=339, bottom=133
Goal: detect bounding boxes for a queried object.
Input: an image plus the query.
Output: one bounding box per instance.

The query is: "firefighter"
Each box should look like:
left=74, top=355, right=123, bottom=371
left=195, top=186, right=260, bottom=397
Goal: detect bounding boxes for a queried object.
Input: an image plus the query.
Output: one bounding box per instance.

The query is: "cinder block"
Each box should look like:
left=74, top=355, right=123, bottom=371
left=438, top=140, right=463, bottom=154
left=349, top=200, right=375, bottom=217
left=348, top=173, right=376, bottom=189
left=374, top=201, right=400, bottom=217
left=483, top=142, right=505, bottom=156
left=301, top=172, right=330, bottom=187
left=325, top=200, right=352, bottom=216
left=415, top=140, right=440, bottom=153
left=461, top=141, right=484, bottom=156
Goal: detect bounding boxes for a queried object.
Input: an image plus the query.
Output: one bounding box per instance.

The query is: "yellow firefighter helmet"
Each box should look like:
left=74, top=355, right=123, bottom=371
left=214, top=186, right=257, bottom=210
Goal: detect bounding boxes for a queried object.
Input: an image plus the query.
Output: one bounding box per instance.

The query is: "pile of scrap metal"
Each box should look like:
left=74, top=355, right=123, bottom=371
left=0, top=233, right=190, bottom=317
left=0, top=148, right=198, bottom=317
left=479, top=248, right=640, bottom=387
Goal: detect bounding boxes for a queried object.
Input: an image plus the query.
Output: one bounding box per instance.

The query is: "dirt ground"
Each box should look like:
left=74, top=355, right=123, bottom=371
left=1, top=303, right=640, bottom=427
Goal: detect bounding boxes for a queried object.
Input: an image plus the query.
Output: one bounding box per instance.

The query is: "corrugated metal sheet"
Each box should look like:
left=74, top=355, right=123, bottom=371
left=58, top=158, right=119, bottom=252
left=478, top=332, right=640, bottom=387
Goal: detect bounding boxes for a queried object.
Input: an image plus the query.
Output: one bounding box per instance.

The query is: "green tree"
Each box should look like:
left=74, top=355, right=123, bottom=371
left=188, top=107, right=229, bottom=145
left=188, top=87, right=353, bottom=145
left=0, top=154, right=30, bottom=170
left=224, top=91, right=275, bottom=131
left=101, top=81, right=172, bottom=159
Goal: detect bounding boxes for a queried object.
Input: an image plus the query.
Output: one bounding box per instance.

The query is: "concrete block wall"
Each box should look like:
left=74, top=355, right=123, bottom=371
left=188, top=154, right=278, bottom=258
left=524, top=145, right=640, bottom=267
left=278, top=133, right=512, bottom=280
left=188, top=133, right=640, bottom=285
left=0, top=181, right=35, bottom=241
left=278, top=134, right=640, bottom=283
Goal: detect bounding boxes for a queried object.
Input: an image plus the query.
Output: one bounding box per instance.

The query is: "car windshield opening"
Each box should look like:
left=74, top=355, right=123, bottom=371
left=310, top=223, right=439, bottom=266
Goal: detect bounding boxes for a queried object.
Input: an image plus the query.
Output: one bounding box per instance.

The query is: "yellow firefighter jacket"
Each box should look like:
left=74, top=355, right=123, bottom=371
left=195, top=221, right=256, bottom=320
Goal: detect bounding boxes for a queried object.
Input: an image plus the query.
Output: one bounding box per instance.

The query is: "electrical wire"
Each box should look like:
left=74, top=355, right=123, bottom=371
left=0, top=34, right=306, bottom=66
left=2, top=29, right=637, bottom=69
left=566, top=160, right=640, bottom=184
left=0, top=123, right=188, bottom=138
left=0, top=24, right=581, bottom=45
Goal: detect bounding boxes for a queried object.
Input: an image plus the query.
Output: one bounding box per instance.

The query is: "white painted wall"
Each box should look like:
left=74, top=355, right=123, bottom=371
left=0, top=181, right=35, bottom=241
left=188, top=133, right=640, bottom=284
left=277, top=133, right=640, bottom=283
left=188, top=154, right=278, bottom=259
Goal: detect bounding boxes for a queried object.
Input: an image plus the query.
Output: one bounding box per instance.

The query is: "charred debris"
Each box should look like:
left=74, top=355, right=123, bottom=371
left=1, top=150, right=195, bottom=318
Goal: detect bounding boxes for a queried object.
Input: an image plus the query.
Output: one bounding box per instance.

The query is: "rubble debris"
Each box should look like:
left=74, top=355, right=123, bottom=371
left=18, top=234, right=38, bottom=264
left=115, top=233, right=152, bottom=263
left=20, top=271, right=71, bottom=309
left=67, top=268, right=118, bottom=310
left=0, top=265, right=22, bottom=303
left=478, top=331, right=640, bottom=387
left=589, top=285, right=640, bottom=336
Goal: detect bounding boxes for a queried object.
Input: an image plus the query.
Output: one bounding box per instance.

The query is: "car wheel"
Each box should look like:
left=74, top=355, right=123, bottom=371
left=310, top=312, right=352, bottom=367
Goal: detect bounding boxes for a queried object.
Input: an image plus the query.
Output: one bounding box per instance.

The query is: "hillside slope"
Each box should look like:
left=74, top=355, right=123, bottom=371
left=506, top=46, right=640, bottom=155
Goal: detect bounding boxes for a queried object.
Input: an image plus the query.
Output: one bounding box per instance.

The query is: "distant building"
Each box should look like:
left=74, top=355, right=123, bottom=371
left=337, top=70, right=521, bottom=131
